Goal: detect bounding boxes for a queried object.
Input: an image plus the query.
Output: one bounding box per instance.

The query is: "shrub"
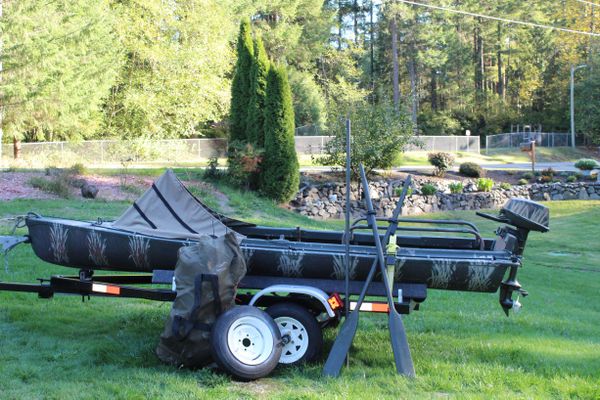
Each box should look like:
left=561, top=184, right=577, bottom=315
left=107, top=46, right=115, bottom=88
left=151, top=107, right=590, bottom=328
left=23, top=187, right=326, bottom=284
left=476, top=178, right=493, bottom=192
left=260, top=65, right=300, bottom=203
left=499, top=182, right=512, bottom=190
left=70, top=163, right=87, bottom=175
left=566, top=175, right=577, bottom=183
left=459, top=162, right=483, bottom=178
left=541, top=168, right=556, bottom=177
left=319, top=101, right=414, bottom=179
left=518, top=179, right=529, bottom=185
left=574, top=158, right=599, bottom=170
left=394, top=185, right=413, bottom=197
left=521, top=172, right=534, bottom=180
left=448, top=182, right=463, bottom=194
left=428, top=152, right=455, bottom=177
left=204, top=157, right=223, bottom=180
left=227, top=142, right=263, bottom=189
left=29, top=176, right=72, bottom=198
left=421, top=184, right=437, bottom=196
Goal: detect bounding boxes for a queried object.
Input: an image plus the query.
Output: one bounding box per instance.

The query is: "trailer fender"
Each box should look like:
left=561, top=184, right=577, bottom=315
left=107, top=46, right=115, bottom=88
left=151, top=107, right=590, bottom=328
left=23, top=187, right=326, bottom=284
left=248, top=284, right=336, bottom=318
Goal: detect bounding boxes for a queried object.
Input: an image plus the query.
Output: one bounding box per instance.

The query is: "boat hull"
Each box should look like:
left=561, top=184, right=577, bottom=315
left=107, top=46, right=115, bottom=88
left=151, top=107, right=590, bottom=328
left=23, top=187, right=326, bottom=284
left=26, top=216, right=516, bottom=293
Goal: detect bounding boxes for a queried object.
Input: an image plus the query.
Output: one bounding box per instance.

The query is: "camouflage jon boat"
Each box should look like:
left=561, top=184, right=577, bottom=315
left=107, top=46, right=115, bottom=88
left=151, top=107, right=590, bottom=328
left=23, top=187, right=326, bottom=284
left=24, top=170, right=549, bottom=295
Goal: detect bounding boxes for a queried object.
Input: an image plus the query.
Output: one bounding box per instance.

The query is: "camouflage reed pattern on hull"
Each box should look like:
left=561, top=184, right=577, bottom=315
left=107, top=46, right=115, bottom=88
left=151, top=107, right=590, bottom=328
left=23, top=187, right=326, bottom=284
left=49, top=223, right=69, bottom=264
left=278, top=249, right=304, bottom=277
left=331, top=254, right=359, bottom=280
left=87, top=231, right=108, bottom=267
left=128, top=235, right=150, bottom=270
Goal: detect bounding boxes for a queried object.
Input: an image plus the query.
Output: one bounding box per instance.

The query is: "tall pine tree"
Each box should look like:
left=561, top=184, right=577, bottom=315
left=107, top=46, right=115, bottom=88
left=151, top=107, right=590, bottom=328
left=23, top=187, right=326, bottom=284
left=260, top=65, right=299, bottom=202
left=229, top=18, right=254, bottom=143
left=246, top=36, right=270, bottom=147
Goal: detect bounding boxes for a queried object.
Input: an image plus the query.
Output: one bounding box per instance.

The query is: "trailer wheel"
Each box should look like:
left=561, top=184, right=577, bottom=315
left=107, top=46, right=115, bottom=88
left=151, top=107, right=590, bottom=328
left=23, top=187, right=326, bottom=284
left=266, top=303, right=323, bottom=365
left=210, top=306, right=282, bottom=381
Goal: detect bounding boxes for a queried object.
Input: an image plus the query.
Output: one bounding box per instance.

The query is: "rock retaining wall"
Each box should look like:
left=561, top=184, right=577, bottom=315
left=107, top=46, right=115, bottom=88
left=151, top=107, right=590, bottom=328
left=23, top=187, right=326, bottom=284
left=290, top=180, right=600, bottom=219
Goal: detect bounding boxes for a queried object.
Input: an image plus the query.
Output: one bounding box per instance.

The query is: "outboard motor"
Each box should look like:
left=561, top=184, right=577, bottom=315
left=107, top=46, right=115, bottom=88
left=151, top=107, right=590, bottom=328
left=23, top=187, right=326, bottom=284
left=477, top=199, right=550, bottom=315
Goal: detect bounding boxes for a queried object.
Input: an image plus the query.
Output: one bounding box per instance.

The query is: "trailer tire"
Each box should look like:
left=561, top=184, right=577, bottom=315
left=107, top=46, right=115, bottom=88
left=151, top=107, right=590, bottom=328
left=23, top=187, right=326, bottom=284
left=210, top=306, right=282, bottom=381
left=266, top=303, right=323, bottom=365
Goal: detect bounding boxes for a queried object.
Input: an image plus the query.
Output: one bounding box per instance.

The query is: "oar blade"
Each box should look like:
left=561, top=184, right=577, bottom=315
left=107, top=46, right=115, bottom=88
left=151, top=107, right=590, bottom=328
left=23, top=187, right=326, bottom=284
left=388, top=312, right=415, bottom=377
left=322, top=311, right=360, bottom=377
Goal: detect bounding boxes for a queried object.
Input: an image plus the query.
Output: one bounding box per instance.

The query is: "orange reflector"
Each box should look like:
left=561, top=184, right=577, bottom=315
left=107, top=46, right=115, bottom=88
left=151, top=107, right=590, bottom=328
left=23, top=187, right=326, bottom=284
left=327, top=293, right=343, bottom=310
left=92, top=283, right=121, bottom=296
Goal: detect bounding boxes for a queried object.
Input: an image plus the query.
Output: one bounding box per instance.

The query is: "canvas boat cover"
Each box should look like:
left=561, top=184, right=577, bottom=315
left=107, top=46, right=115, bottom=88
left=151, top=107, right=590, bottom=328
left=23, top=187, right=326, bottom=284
left=113, top=169, right=246, bottom=243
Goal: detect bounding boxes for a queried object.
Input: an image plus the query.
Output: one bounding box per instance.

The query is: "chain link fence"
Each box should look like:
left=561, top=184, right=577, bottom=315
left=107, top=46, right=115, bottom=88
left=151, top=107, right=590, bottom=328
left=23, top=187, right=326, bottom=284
left=1, top=135, right=480, bottom=168
left=485, top=132, right=574, bottom=153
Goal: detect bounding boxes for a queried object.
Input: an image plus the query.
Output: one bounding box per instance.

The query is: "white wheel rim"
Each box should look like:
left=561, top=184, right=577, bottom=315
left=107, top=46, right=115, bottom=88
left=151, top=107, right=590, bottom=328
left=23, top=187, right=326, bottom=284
left=226, top=315, right=274, bottom=366
left=275, top=316, right=309, bottom=364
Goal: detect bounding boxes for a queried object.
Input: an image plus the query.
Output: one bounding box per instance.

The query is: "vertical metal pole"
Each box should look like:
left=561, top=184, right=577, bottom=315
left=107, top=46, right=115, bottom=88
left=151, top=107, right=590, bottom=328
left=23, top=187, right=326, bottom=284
left=344, top=118, right=351, bottom=368
left=570, top=66, right=575, bottom=149
left=531, top=141, right=536, bottom=173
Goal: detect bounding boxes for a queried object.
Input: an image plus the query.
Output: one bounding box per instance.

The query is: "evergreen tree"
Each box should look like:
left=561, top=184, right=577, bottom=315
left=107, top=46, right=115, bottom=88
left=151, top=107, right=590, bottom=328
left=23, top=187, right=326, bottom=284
left=246, top=36, right=270, bottom=147
left=260, top=65, right=299, bottom=202
left=0, top=0, right=122, bottom=143
left=229, top=18, right=254, bottom=143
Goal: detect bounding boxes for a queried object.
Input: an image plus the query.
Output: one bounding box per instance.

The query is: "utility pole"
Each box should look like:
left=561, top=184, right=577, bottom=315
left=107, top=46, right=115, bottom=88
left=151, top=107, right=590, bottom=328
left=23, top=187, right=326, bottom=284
left=570, top=64, right=588, bottom=149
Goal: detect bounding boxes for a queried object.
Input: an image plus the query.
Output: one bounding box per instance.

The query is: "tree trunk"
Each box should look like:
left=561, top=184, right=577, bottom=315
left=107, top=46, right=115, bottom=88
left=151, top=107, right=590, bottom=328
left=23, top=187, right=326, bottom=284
left=497, top=22, right=504, bottom=97
left=430, top=70, right=437, bottom=111
left=353, top=0, right=359, bottom=45
left=408, top=53, right=418, bottom=133
left=391, top=16, right=400, bottom=111
left=338, top=0, right=343, bottom=50
left=369, top=0, right=374, bottom=89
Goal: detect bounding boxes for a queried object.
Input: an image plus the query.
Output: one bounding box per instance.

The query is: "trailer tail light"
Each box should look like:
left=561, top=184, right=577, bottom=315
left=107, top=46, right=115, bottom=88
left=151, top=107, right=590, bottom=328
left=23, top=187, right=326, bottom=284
left=327, top=293, right=343, bottom=310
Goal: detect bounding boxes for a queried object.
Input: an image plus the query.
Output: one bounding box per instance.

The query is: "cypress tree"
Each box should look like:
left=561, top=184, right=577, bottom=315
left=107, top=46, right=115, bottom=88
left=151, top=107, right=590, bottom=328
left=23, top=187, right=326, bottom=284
left=229, top=18, right=254, bottom=143
left=246, top=36, right=270, bottom=147
left=260, top=65, right=299, bottom=202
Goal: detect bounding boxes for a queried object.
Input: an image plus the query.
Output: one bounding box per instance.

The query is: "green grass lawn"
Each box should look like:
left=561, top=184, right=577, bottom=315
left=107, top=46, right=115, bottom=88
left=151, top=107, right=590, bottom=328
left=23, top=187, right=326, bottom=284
left=1, top=196, right=599, bottom=399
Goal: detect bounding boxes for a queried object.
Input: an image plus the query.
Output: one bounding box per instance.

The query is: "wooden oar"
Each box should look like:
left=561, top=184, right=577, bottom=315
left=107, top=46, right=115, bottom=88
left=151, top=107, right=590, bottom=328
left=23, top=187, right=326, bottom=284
left=322, top=170, right=414, bottom=377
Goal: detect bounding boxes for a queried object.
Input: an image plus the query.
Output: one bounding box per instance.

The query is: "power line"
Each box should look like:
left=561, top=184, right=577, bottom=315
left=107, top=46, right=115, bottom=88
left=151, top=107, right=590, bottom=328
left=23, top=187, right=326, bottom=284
left=396, top=0, right=600, bottom=37
left=573, top=0, right=600, bottom=8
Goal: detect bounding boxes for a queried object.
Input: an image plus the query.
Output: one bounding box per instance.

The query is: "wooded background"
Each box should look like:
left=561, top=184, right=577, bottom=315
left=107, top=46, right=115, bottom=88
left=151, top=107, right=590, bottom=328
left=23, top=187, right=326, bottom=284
left=2, top=0, right=599, bottom=145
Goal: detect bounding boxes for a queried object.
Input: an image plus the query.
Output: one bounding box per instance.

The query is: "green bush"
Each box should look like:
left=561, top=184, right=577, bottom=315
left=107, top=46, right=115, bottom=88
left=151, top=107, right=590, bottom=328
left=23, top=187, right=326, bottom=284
left=448, top=182, right=463, bottom=194
left=499, top=182, right=512, bottom=190
left=566, top=175, right=577, bottom=183
left=260, top=65, right=300, bottom=203
left=428, top=152, right=455, bottom=177
left=394, top=185, right=413, bottom=197
left=70, top=163, right=87, bottom=175
left=459, top=162, right=483, bottom=178
left=541, top=168, right=556, bottom=177
left=521, top=172, right=534, bottom=180
left=421, top=184, right=437, bottom=196
left=204, top=157, right=224, bottom=181
left=227, top=141, right=263, bottom=189
left=574, top=159, right=599, bottom=170
left=476, top=178, right=494, bottom=192
left=518, top=179, right=529, bottom=185
left=29, top=176, right=72, bottom=198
